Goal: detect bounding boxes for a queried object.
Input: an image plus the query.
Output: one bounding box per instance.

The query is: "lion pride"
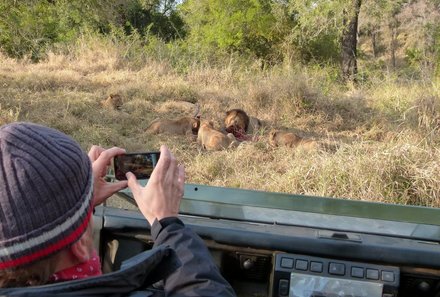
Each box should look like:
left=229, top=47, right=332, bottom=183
left=198, top=121, right=238, bottom=151
left=146, top=117, right=200, bottom=135
left=269, top=130, right=317, bottom=150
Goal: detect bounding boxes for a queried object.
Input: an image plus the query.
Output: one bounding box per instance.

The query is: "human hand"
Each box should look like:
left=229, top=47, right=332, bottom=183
left=88, top=145, right=128, bottom=206
left=126, top=145, right=185, bottom=225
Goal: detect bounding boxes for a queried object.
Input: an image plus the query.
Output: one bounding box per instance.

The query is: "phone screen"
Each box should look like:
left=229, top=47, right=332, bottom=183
left=114, top=152, right=160, bottom=180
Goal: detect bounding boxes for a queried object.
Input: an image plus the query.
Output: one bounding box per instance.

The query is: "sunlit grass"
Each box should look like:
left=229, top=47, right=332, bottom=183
left=0, top=36, right=438, bottom=207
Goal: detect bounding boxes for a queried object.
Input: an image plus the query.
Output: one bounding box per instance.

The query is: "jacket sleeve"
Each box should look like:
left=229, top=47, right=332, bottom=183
left=151, top=217, right=236, bottom=297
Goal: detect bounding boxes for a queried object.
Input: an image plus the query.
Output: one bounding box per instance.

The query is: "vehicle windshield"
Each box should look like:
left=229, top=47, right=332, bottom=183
left=109, top=180, right=440, bottom=242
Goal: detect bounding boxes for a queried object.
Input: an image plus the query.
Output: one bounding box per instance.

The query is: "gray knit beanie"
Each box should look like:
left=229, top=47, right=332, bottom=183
left=0, top=122, right=93, bottom=270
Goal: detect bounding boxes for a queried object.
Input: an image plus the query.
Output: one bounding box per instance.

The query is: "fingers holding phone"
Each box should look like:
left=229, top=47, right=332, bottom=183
left=126, top=145, right=185, bottom=225
left=89, top=146, right=128, bottom=206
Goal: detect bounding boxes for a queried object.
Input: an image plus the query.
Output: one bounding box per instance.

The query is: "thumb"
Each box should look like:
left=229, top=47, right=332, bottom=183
left=126, top=172, right=137, bottom=187
left=126, top=172, right=141, bottom=196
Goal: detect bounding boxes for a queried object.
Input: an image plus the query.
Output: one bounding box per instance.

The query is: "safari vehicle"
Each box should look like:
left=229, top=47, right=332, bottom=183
left=95, top=180, right=440, bottom=297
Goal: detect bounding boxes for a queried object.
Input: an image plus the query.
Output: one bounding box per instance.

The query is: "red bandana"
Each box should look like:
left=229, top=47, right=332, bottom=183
left=49, top=250, right=102, bottom=283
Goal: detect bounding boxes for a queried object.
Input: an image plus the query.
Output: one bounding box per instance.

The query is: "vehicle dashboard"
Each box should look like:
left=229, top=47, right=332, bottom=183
left=94, top=183, right=440, bottom=297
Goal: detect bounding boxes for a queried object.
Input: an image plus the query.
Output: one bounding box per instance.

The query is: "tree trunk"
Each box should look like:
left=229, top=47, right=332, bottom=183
left=341, top=0, right=362, bottom=82
left=390, top=26, right=397, bottom=69
left=371, top=30, right=377, bottom=58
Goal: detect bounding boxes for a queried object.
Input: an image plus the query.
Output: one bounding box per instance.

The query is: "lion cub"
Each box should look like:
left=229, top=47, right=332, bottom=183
left=269, top=130, right=317, bottom=150
left=101, top=94, right=123, bottom=110
left=198, top=121, right=239, bottom=151
left=146, top=117, right=200, bottom=135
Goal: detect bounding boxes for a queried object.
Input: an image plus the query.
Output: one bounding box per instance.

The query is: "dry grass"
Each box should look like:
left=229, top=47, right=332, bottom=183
left=0, top=38, right=439, bottom=207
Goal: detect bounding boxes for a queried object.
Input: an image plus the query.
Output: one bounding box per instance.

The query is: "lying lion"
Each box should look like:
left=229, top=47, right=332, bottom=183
left=145, top=117, right=200, bottom=135
left=269, top=130, right=318, bottom=150
left=249, top=116, right=262, bottom=132
left=224, top=109, right=262, bottom=140
left=198, top=121, right=239, bottom=151
left=101, top=94, right=123, bottom=110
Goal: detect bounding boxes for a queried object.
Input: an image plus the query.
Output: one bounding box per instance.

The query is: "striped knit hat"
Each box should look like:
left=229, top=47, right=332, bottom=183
left=0, top=122, right=93, bottom=270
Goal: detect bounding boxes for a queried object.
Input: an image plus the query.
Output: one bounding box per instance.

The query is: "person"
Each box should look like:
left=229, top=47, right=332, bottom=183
left=0, top=122, right=236, bottom=296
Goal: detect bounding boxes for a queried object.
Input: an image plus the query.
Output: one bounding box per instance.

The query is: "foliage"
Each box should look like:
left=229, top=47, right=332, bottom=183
left=115, top=0, right=185, bottom=41
left=0, top=0, right=184, bottom=61
left=0, top=0, right=439, bottom=77
left=358, top=0, right=440, bottom=77
left=284, top=0, right=348, bottom=63
left=435, top=25, right=440, bottom=76
left=179, top=0, right=356, bottom=65
left=0, top=0, right=113, bottom=60
left=179, top=0, right=285, bottom=63
left=398, top=0, right=440, bottom=74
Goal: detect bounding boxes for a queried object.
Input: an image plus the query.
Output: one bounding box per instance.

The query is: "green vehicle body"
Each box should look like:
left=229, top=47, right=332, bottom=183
left=95, top=179, right=440, bottom=297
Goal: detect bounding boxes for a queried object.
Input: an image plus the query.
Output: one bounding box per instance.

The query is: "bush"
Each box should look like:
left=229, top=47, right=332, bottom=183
left=0, top=1, right=109, bottom=61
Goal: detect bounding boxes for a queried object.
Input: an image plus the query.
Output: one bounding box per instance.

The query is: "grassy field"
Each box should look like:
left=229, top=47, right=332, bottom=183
left=0, top=38, right=439, bottom=207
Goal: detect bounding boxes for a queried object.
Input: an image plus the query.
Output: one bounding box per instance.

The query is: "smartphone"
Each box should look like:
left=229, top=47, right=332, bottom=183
left=114, top=152, right=160, bottom=180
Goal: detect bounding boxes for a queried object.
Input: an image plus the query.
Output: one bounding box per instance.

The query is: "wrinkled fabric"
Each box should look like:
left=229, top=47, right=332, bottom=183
left=151, top=217, right=236, bottom=297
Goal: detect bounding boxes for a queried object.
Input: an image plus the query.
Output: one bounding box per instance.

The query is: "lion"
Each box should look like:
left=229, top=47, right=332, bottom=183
left=198, top=121, right=239, bottom=151
left=249, top=116, right=262, bottom=133
left=146, top=103, right=201, bottom=135
left=145, top=117, right=200, bottom=135
left=224, top=109, right=249, bottom=132
left=224, top=109, right=262, bottom=139
left=269, top=130, right=318, bottom=150
left=101, top=94, right=123, bottom=110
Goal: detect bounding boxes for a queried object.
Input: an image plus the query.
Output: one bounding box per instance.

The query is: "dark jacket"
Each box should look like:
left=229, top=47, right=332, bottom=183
left=152, top=217, right=236, bottom=297
left=0, top=218, right=236, bottom=297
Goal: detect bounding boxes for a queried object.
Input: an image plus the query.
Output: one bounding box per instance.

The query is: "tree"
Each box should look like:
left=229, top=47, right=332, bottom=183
left=286, top=0, right=362, bottom=80
left=397, top=0, right=440, bottom=73
left=358, top=0, right=439, bottom=75
left=179, top=0, right=282, bottom=63
left=116, top=0, right=185, bottom=41
left=0, top=0, right=114, bottom=60
left=341, top=0, right=362, bottom=81
left=0, top=0, right=185, bottom=60
left=358, top=0, right=389, bottom=59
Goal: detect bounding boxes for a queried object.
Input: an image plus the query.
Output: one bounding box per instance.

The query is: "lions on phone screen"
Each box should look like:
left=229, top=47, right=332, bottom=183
left=146, top=117, right=200, bottom=135
left=198, top=121, right=238, bottom=151
left=269, top=130, right=317, bottom=150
